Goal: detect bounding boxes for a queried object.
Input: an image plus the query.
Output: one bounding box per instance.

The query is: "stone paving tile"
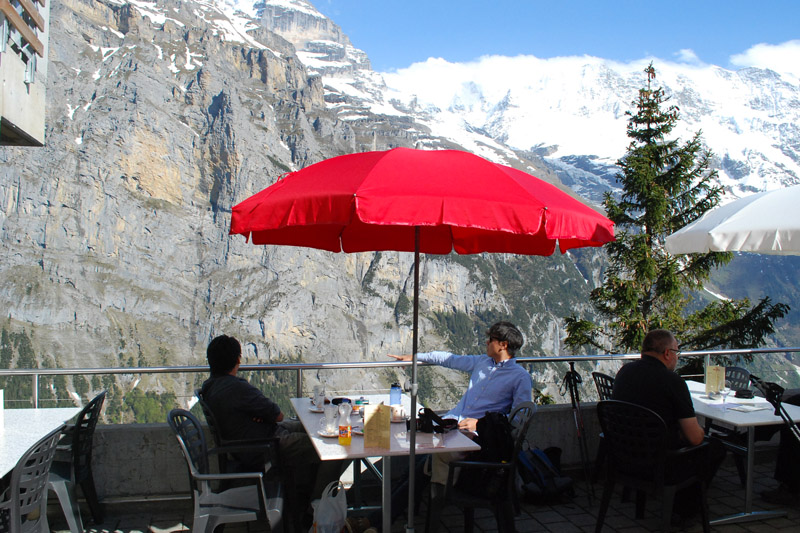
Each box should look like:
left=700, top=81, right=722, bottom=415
left=48, top=457, right=800, bottom=533
left=561, top=512, right=597, bottom=527
left=543, top=520, right=584, bottom=532
left=528, top=509, right=568, bottom=524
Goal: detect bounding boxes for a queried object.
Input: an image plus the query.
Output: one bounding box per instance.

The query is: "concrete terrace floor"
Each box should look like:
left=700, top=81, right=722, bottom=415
left=50, top=453, right=799, bottom=533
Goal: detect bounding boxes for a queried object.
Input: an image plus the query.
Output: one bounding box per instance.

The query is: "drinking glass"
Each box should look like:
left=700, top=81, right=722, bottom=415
left=314, top=386, right=325, bottom=409
left=720, top=380, right=732, bottom=410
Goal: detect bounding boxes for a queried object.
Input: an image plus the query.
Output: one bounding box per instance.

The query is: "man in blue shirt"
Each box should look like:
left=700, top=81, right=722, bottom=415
left=388, top=321, right=533, bottom=483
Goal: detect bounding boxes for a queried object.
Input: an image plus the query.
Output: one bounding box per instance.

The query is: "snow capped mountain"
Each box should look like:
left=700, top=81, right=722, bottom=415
left=382, top=57, right=800, bottom=199
left=197, top=0, right=800, bottom=202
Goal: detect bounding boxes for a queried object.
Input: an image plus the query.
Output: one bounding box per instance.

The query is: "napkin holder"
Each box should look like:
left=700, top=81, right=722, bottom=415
left=363, top=403, right=391, bottom=448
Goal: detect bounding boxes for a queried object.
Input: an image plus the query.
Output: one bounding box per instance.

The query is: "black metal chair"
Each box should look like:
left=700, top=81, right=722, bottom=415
left=167, top=408, right=284, bottom=533
left=595, top=400, right=710, bottom=533
left=591, top=372, right=614, bottom=482
left=592, top=372, right=615, bottom=401
left=441, top=403, right=536, bottom=533
left=725, top=366, right=751, bottom=392
left=0, top=425, right=64, bottom=533
left=48, top=390, right=106, bottom=533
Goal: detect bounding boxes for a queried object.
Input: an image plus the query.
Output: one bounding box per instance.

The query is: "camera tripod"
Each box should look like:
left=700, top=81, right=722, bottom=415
left=750, top=374, right=800, bottom=445
left=559, top=360, right=594, bottom=501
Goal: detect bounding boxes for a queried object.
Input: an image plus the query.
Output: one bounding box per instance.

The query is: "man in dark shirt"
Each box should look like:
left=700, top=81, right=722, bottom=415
left=613, top=329, right=704, bottom=448
left=199, top=335, right=343, bottom=508
left=613, top=329, right=725, bottom=520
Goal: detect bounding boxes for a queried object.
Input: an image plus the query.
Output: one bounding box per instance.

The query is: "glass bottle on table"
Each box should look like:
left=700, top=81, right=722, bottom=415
left=338, top=401, right=352, bottom=445
left=390, top=383, right=402, bottom=405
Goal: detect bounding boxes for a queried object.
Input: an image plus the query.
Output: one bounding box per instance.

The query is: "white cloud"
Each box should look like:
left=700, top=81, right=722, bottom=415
left=675, top=48, right=703, bottom=65
left=730, top=40, right=800, bottom=78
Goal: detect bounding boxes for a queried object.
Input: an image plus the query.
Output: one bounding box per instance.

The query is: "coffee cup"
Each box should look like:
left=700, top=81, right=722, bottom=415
left=391, top=405, right=406, bottom=420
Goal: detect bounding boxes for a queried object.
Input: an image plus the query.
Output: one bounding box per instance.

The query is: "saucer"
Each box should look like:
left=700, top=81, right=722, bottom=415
left=309, top=406, right=324, bottom=413
left=317, top=429, right=338, bottom=438
left=352, top=426, right=364, bottom=436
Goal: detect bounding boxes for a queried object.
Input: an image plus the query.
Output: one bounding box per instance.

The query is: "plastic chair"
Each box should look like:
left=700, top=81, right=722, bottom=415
left=591, top=372, right=614, bottom=482
left=595, top=400, right=710, bottom=533
left=0, top=424, right=64, bottom=533
left=441, top=403, right=536, bottom=533
left=48, top=390, right=106, bottom=533
left=195, top=389, right=297, bottom=529
left=167, top=408, right=284, bottom=533
left=194, top=389, right=282, bottom=479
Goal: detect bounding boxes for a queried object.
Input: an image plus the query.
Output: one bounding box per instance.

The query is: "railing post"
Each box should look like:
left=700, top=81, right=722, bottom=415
left=296, top=368, right=303, bottom=399
left=32, top=373, right=39, bottom=408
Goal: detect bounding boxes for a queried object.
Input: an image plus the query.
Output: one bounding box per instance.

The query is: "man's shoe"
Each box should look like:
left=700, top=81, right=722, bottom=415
left=761, top=484, right=799, bottom=506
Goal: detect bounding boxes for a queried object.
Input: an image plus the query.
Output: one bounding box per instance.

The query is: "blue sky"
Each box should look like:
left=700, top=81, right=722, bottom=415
left=313, top=0, right=800, bottom=73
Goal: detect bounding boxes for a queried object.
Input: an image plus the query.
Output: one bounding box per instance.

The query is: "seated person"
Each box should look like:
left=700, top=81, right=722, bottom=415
left=199, top=335, right=344, bottom=513
left=612, top=329, right=726, bottom=520
left=385, top=321, right=533, bottom=529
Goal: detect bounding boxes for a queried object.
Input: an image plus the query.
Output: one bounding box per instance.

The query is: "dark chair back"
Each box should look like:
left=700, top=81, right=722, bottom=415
left=167, top=409, right=211, bottom=484
left=71, top=391, right=106, bottom=481
left=592, top=372, right=615, bottom=401
left=725, top=366, right=751, bottom=391
left=509, top=401, right=536, bottom=458
left=0, top=425, right=64, bottom=533
left=597, top=400, right=666, bottom=482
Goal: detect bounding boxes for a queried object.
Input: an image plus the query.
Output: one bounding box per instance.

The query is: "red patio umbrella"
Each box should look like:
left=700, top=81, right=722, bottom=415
left=230, top=147, right=614, bottom=529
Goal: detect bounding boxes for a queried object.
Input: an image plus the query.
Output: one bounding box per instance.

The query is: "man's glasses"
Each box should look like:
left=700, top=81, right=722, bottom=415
left=667, top=348, right=682, bottom=356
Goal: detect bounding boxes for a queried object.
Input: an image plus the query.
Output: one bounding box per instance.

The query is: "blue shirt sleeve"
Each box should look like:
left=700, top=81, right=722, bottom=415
left=417, top=351, right=482, bottom=373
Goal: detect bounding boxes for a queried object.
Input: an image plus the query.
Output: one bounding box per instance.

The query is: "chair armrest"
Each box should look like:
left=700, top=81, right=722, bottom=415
left=219, top=436, right=281, bottom=448
left=194, top=471, right=264, bottom=482
left=448, top=460, right=513, bottom=471
left=210, top=442, right=277, bottom=455
left=668, top=440, right=708, bottom=458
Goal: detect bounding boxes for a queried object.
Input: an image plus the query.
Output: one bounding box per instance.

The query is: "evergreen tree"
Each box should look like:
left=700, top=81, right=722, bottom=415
left=565, top=64, right=788, bottom=355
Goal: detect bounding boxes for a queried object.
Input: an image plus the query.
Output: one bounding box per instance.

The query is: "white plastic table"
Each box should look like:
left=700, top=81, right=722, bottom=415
left=687, top=380, right=800, bottom=525
left=290, top=395, right=479, bottom=532
left=0, top=407, right=81, bottom=477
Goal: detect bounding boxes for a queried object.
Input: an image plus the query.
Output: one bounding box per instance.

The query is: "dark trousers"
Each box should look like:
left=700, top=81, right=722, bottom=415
left=774, top=393, right=800, bottom=492
left=671, top=436, right=726, bottom=515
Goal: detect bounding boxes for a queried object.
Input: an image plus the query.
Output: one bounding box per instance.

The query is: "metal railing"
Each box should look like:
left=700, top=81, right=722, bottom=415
left=1, top=347, right=799, bottom=408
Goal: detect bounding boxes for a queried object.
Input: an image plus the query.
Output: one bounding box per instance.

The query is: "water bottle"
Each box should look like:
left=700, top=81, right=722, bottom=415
left=390, top=382, right=402, bottom=405
left=338, top=402, right=352, bottom=446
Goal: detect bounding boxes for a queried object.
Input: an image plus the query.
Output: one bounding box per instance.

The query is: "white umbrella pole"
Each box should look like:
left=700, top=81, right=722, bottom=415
left=406, top=227, right=420, bottom=532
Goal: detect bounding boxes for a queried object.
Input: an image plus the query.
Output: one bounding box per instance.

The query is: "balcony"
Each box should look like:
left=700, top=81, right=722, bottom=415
left=3, top=350, right=800, bottom=532
left=0, top=0, right=49, bottom=145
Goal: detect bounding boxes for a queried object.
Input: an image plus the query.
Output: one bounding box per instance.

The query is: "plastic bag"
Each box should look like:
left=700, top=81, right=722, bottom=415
left=309, top=480, right=347, bottom=533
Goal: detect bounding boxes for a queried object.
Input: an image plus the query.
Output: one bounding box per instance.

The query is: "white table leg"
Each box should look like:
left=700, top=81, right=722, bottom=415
left=711, top=425, right=787, bottom=525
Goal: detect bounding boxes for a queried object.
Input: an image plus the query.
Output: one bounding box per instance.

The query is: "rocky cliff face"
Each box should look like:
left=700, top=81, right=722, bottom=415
left=0, top=0, right=603, bottom=417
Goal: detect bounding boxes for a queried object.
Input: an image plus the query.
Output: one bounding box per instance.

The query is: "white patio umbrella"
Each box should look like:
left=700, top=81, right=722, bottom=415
left=665, top=184, right=800, bottom=255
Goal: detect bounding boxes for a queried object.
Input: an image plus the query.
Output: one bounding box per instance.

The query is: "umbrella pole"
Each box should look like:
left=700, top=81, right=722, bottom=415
left=406, top=227, right=420, bottom=532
